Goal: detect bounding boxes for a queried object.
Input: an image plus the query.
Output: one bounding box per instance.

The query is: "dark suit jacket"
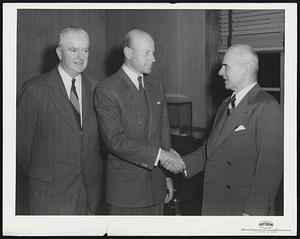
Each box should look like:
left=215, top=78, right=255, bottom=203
left=17, top=67, right=102, bottom=214
left=184, top=84, right=283, bottom=215
left=94, top=68, right=171, bottom=208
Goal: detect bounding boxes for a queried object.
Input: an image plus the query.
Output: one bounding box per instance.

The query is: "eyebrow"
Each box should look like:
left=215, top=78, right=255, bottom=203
left=68, top=47, right=89, bottom=50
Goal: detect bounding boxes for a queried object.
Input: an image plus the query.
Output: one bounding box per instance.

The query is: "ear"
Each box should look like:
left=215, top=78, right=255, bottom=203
left=123, top=46, right=132, bottom=60
left=56, top=46, right=62, bottom=61
left=243, top=62, right=252, bottom=75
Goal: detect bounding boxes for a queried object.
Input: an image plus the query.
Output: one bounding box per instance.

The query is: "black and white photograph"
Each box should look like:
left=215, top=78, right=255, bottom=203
left=3, top=2, right=297, bottom=236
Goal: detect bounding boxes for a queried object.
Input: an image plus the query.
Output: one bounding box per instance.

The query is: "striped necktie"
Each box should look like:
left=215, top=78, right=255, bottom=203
left=70, top=78, right=81, bottom=128
left=137, top=76, right=146, bottom=99
left=227, top=94, right=236, bottom=115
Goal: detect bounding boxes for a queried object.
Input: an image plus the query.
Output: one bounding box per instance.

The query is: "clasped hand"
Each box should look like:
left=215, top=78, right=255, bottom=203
left=159, top=148, right=186, bottom=174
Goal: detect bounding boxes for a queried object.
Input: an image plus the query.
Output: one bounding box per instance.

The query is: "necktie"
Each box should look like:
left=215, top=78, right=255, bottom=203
left=137, top=76, right=146, bottom=99
left=137, top=76, right=149, bottom=135
left=227, top=94, right=236, bottom=115
left=70, top=78, right=81, bottom=128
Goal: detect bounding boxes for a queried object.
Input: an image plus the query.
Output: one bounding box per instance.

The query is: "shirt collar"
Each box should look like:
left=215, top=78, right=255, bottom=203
left=57, top=64, right=81, bottom=82
left=122, top=64, right=143, bottom=89
left=232, top=82, right=257, bottom=107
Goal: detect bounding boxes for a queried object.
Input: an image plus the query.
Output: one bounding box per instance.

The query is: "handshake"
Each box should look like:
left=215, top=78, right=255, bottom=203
left=159, top=148, right=186, bottom=175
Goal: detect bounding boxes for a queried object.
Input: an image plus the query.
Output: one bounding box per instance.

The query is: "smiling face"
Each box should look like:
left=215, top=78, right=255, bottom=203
left=124, top=31, right=155, bottom=75
left=56, top=30, right=89, bottom=78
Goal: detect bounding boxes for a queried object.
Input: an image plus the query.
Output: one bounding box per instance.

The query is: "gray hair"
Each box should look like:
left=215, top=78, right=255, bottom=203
left=229, top=44, right=259, bottom=73
left=58, top=26, right=89, bottom=47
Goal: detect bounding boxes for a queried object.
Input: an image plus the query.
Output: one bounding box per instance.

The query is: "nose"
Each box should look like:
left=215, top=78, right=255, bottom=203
left=78, top=52, right=84, bottom=59
left=151, top=54, right=155, bottom=63
left=218, top=65, right=224, bottom=76
left=77, top=50, right=86, bottom=60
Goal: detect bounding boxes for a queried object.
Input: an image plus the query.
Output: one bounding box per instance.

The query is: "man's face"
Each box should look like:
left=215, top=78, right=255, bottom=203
left=127, top=35, right=155, bottom=74
left=56, top=31, right=89, bottom=78
left=218, top=48, right=245, bottom=92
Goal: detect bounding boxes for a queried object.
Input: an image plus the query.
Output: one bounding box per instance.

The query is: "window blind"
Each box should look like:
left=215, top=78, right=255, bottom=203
left=219, top=10, right=285, bottom=52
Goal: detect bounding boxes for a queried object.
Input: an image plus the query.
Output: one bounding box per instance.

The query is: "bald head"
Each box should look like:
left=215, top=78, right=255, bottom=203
left=123, top=29, right=155, bottom=75
left=123, top=29, right=152, bottom=49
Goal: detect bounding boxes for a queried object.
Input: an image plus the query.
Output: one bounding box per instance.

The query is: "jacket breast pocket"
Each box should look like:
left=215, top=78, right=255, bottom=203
left=150, top=98, right=164, bottom=119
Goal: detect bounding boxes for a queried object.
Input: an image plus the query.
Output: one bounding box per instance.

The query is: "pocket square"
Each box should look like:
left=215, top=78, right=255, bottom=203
left=157, top=101, right=161, bottom=105
left=234, top=125, right=246, bottom=132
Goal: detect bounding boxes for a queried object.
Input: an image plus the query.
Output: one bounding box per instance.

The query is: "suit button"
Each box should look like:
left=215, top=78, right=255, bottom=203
left=226, top=185, right=231, bottom=189
left=227, top=161, right=232, bottom=166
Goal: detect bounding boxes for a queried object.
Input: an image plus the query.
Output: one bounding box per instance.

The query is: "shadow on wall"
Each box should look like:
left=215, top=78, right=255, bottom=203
left=40, top=45, right=59, bottom=74
left=104, top=45, right=124, bottom=77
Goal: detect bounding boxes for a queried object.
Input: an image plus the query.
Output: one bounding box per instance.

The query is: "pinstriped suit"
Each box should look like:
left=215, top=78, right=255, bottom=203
left=17, top=67, right=102, bottom=215
left=184, top=85, right=283, bottom=215
left=94, top=68, right=171, bottom=209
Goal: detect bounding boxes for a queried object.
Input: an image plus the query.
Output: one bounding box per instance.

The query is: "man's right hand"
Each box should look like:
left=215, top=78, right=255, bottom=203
left=159, top=149, right=186, bottom=174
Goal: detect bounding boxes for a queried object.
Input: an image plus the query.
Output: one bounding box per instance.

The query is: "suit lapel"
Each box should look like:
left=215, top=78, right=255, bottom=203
left=81, top=74, right=92, bottom=144
left=209, top=85, right=260, bottom=155
left=207, top=99, right=230, bottom=155
left=118, top=69, right=155, bottom=138
left=48, top=68, right=81, bottom=139
left=118, top=69, right=141, bottom=105
left=81, top=74, right=93, bottom=130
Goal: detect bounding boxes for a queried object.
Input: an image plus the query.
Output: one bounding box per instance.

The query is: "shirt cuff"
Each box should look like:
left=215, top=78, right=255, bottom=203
left=154, top=148, right=162, bottom=166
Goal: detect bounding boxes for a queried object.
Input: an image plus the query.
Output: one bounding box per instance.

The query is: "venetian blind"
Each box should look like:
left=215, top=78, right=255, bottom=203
left=219, top=10, right=285, bottom=52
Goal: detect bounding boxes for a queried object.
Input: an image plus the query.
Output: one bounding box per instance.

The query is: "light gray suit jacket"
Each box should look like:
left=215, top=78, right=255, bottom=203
left=94, top=68, right=171, bottom=208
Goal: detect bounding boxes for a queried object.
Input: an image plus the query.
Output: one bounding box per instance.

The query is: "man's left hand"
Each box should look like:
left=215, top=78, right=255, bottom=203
left=164, top=177, right=174, bottom=203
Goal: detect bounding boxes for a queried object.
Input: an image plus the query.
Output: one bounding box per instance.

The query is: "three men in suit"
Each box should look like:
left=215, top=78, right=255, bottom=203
left=94, top=29, right=185, bottom=215
left=178, top=44, right=283, bottom=215
left=17, top=27, right=103, bottom=215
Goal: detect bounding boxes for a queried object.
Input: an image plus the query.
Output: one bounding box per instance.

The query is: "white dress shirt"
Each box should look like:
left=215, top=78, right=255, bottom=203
left=57, top=64, right=82, bottom=125
left=232, top=82, right=257, bottom=108
left=122, top=64, right=144, bottom=89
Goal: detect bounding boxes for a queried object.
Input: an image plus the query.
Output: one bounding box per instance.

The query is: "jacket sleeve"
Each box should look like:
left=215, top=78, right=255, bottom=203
left=16, top=82, right=38, bottom=174
left=94, top=82, right=159, bottom=170
left=182, top=140, right=207, bottom=178
left=181, top=100, right=227, bottom=179
left=243, top=99, right=283, bottom=215
left=158, top=83, right=171, bottom=151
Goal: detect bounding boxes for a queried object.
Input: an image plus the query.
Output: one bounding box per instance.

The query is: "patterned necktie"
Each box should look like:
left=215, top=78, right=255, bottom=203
left=137, top=76, right=146, bottom=99
left=70, top=78, right=81, bottom=128
left=227, top=94, right=236, bottom=115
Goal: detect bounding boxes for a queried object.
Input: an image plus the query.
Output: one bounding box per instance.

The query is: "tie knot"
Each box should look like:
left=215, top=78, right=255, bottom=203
left=72, top=78, right=76, bottom=85
left=137, top=76, right=144, bottom=90
left=137, top=76, right=143, bottom=84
